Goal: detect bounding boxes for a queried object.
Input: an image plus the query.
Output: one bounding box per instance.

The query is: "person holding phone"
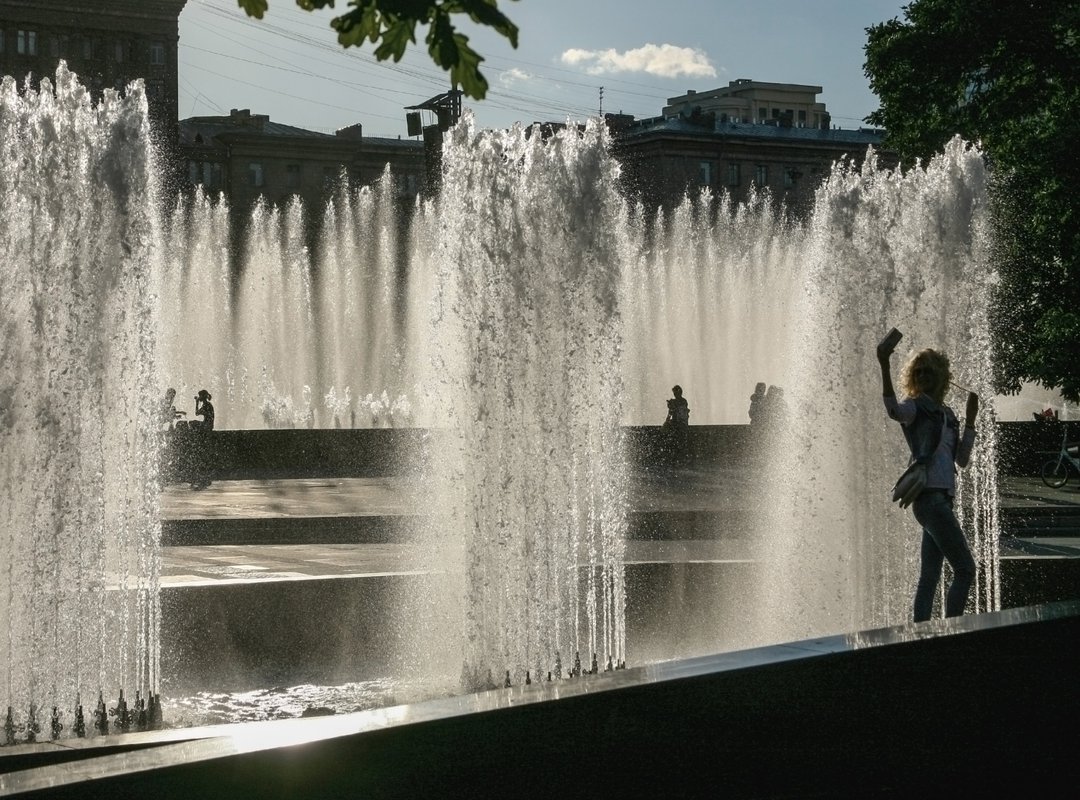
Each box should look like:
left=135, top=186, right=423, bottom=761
left=877, top=331, right=979, bottom=622
left=188, top=389, right=216, bottom=490
left=193, top=390, right=215, bottom=432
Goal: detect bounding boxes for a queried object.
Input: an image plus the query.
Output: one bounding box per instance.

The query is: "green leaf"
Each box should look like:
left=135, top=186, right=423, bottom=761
left=238, top=0, right=270, bottom=19
left=374, top=19, right=419, bottom=61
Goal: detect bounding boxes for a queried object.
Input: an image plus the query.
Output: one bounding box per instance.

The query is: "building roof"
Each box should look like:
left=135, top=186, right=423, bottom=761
left=620, top=116, right=885, bottom=147
left=179, top=113, right=332, bottom=144
left=179, top=112, right=423, bottom=152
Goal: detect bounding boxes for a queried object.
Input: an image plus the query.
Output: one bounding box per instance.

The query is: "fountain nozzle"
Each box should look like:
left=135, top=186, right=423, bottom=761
left=93, top=692, right=108, bottom=735
left=24, top=704, right=40, bottom=743
left=4, top=707, right=16, bottom=746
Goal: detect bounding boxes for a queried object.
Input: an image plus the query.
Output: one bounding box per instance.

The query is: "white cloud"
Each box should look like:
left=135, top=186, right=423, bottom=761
left=497, top=67, right=533, bottom=87
left=560, top=43, right=717, bottom=79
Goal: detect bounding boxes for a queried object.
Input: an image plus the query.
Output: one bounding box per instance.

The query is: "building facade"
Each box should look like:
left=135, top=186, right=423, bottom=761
left=179, top=109, right=426, bottom=215
left=611, top=80, right=892, bottom=214
left=664, top=79, right=832, bottom=129
left=0, top=0, right=186, bottom=157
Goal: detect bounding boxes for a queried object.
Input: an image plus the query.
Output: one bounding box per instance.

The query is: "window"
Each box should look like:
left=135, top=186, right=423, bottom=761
left=771, top=108, right=780, bottom=119
left=697, top=161, right=712, bottom=186
left=286, top=163, right=301, bottom=190
left=798, top=110, right=807, bottom=126
left=150, top=41, right=166, bottom=66
left=757, top=107, right=767, bottom=120
left=205, top=161, right=224, bottom=190
left=783, top=166, right=799, bottom=188
left=147, top=81, right=164, bottom=100
left=248, top=162, right=264, bottom=187
left=190, top=161, right=223, bottom=190
left=322, top=166, right=339, bottom=190
left=114, top=41, right=125, bottom=62
left=0, top=30, right=5, bottom=55
left=726, top=163, right=741, bottom=187
left=755, top=165, right=768, bottom=186
left=17, top=30, right=37, bottom=56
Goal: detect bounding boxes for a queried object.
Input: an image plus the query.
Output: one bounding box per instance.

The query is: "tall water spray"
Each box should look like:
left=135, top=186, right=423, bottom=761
left=0, top=66, right=161, bottom=729
left=742, top=139, right=999, bottom=646
left=415, top=119, right=630, bottom=685
left=161, top=178, right=424, bottom=430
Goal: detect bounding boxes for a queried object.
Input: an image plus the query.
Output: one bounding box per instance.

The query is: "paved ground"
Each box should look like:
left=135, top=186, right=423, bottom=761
left=157, top=471, right=1080, bottom=588
left=160, top=471, right=1080, bottom=518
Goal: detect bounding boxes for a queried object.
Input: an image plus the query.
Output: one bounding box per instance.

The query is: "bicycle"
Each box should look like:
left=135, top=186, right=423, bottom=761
left=1040, top=429, right=1080, bottom=488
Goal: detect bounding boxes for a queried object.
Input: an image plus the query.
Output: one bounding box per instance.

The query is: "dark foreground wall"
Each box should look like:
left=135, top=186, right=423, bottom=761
left=163, top=421, right=1072, bottom=482
left=162, top=425, right=753, bottom=482
left=4, top=603, right=1077, bottom=798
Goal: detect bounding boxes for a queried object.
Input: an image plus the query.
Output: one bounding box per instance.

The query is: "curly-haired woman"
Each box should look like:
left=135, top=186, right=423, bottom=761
left=877, top=340, right=979, bottom=622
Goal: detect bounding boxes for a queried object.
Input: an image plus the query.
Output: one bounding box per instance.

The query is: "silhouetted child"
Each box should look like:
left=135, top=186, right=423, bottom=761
left=160, top=388, right=183, bottom=431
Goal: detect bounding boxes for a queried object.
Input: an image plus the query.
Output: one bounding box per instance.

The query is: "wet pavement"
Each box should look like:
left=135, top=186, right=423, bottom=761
left=158, top=471, right=1080, bottom=587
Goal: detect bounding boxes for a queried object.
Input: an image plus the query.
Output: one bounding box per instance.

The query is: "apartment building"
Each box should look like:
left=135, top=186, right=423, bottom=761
left=664, top=79, right=832, bottom=129
left=0, top=0, right=186, bottom=156
left=611, top=79, right=892, bottom=214
left=179, top=109, right=426, bottom=214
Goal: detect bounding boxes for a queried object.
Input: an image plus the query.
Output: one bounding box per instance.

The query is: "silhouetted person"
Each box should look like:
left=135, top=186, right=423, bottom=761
left=762, top=385, right=786, bottom=429
left=190, top=389, right=215, bottom=490
left=193, top=389, right=215, bottom=432
left=663, top=385, right=690, bottom=465
left=878, top=340, right=978, bottom=621
left=748, top=382, right=767, bottom=425
left=160, top=388, right=183, bottom=431
left=159, top=388, right=186, bottom=484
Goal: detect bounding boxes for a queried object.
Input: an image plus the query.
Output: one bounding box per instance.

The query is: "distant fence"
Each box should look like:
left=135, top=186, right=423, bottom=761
left=162, top=421, right=1075, bottom=482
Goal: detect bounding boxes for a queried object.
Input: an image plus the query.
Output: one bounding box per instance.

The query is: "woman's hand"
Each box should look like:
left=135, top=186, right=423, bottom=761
left=965, top=392, right=979, bottom=427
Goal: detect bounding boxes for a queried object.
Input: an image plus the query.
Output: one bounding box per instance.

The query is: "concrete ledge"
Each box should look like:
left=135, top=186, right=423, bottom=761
left=3, top=601, right=1077, bottom=798
left=162, top=426, right=754, bottom=482
left=160, top=511, right=740, bottom=546
left=162, top=422, right=1078, bottom=481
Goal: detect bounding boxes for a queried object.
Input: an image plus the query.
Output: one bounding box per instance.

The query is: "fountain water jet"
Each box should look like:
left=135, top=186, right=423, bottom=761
left=742, top=140, right=1000, bottom=647
left=0, top=65, right=161, bottom=732
left=410, top=119, right=630, bottom=686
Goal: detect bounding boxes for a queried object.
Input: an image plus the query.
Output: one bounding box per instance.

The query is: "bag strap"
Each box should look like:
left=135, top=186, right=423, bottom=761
left=901, top=402, right=946, bottom=466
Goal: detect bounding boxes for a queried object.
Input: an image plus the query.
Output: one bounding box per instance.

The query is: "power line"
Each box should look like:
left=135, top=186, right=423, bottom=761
left=180, top=1, right=655, bottom=127
left=179, top=60, right=406, bottom=123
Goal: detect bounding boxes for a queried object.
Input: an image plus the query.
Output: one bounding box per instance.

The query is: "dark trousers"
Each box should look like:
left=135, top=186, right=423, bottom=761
left=910, top=490, right=976, bottom=622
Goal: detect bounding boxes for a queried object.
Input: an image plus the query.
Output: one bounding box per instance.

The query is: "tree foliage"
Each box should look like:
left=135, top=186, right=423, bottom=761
left=237, top=0, right=519, bottom=101
left=864, top=0, right=1080, bottom=401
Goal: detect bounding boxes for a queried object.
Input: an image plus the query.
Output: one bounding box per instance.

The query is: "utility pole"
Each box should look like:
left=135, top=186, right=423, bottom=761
left=599, top=86, right=604, bottom=117
left=405, top=88, right=464, bottom=197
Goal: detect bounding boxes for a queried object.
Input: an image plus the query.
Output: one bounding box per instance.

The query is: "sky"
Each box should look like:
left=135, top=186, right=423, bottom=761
left=177, top=0, right=911, bottom=138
